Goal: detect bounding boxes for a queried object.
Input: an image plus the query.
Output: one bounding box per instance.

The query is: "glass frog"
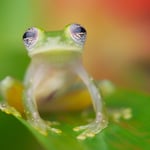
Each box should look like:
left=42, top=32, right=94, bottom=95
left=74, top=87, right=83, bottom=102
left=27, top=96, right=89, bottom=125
left=0, top=24, right=109, bottom=140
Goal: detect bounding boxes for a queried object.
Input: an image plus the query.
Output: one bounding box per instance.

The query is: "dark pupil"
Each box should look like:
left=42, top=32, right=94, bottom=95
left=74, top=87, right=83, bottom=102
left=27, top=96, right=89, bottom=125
left=74, top=26, right=86, bottom=35
left=23, top=31, right=36, bottom=40
left=23, top=28, right=38, bottom=48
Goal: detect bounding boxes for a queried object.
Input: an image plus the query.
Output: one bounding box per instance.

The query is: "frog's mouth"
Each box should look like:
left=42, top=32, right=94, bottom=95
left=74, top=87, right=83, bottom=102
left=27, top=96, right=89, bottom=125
left=28, top=35, right=84, bottom=56
left=28, top=46, right=83, bottom=59
left=29, top=47, right=81, bottom=56
left=29, top=49, right=82, bottom=64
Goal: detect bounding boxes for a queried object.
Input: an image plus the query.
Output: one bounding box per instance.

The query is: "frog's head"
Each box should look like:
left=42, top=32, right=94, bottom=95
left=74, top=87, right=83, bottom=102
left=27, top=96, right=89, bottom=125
left=22, top=24, right=87, bottom=59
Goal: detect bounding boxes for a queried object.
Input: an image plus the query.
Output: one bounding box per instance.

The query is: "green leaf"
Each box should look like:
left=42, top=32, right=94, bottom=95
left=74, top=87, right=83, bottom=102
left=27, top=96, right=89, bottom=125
left=0, top=89, right=150, bottom=150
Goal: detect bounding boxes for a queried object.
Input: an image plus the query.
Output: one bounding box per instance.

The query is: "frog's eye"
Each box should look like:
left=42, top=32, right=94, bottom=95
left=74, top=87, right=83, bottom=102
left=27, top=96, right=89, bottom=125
left=22, top=27, right=38, bottom=49
left=69, top=24, right=87, bottom=44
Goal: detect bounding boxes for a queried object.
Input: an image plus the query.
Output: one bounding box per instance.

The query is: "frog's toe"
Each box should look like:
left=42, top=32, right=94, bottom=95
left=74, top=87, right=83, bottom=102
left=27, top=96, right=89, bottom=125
left=48, top=126, right=62, bottom=134
left=28, top=118, right=62, bottom=136
left=73, top=113, right=108, bottom=140
left=108, top=107, right=132, bottom=123
left=0, top=103, right=21, bottom=117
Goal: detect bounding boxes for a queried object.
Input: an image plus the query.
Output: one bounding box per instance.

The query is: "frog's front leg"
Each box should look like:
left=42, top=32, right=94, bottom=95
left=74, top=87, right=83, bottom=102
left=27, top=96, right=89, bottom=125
left=72, top=63, right=108, bottom=140
left=23, top=82, right=61, bottom=135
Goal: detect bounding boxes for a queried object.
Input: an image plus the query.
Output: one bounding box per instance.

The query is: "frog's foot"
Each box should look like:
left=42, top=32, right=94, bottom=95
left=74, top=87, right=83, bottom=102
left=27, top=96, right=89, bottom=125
left=108, top=107, right=132, bottom=123
left=0, top=103, right=21, bottom=117
left=28, top=118, right=62, bottom=136
left=73, top=113, right=108, bottom=140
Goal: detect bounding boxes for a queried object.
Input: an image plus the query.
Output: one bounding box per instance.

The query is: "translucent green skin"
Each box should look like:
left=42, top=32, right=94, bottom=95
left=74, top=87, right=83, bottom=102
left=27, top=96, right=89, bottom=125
left=1, top=24, right=108, bottom=140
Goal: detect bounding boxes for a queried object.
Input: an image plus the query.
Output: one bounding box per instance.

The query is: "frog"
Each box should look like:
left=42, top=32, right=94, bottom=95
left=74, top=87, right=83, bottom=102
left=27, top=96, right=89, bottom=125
left=0, top=23, right=109, bottom=140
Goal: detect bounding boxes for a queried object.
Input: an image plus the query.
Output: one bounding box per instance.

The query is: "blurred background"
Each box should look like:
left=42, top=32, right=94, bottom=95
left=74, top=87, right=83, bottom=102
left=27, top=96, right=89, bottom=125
left=0, top=0, right=150, bottom=92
